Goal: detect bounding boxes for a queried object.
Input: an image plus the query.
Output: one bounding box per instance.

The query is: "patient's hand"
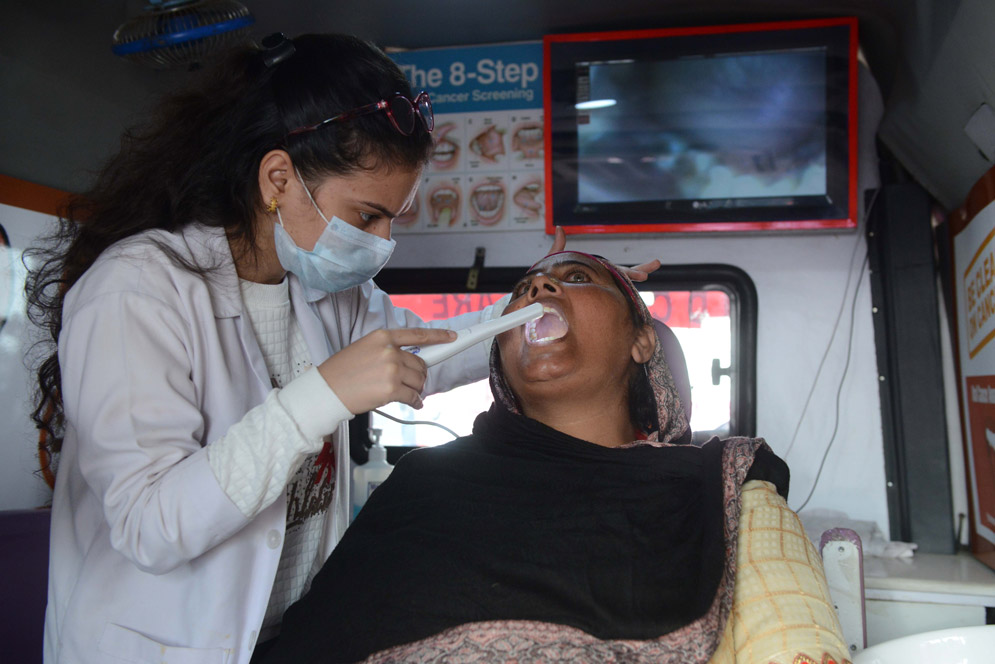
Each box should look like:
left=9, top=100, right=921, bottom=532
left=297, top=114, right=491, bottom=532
left=546, top=226, right=662, bottom=282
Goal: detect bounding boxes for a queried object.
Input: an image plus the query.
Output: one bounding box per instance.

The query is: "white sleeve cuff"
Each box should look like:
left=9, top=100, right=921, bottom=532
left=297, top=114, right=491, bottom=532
left=483, top=293, right=513, bottom=358
left=206, top=369, right=353, bottom=518
left=277, top=366, right=354, bottom=441
left=207, top=389, right=314, bottom=517
left=488, top=293, right=512, bottom=321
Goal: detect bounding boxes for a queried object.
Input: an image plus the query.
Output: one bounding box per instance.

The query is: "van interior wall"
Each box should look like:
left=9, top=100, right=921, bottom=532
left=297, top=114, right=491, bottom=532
left=384, top=66, right=894, bottom=534
left=393, top=231, right=890, bottom=531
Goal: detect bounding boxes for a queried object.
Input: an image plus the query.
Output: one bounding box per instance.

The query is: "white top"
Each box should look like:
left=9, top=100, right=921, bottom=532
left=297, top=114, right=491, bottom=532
left=45, top=223, right=509, bottom=664
left=235, top=277, right=330, bottom=640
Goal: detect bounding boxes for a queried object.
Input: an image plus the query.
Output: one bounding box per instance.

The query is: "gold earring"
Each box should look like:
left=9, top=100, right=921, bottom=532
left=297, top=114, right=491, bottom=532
left=266, top=197, right=279, bottom=213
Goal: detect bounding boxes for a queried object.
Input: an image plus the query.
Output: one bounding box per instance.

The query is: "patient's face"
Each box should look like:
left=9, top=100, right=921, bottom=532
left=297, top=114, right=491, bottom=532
left=498, top=253, right=639, bottom=405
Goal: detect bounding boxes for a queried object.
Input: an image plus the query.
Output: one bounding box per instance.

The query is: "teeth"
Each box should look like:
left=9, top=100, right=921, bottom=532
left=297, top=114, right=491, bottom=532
left=431, top=189, right=458, bottom=206
left=525, top=305, right=568, bottom=345
left=433, top=142, right=455, bottom=160
left=516, top=127, right=543, bottom=143
left=430, top=187, right=459, bottom=225
left=471, top=184, right=504, bottom=216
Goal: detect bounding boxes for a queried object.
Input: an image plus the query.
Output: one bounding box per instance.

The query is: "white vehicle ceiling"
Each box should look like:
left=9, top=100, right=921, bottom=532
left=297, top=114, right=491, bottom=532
left=3, top=0, right=993, bottom=211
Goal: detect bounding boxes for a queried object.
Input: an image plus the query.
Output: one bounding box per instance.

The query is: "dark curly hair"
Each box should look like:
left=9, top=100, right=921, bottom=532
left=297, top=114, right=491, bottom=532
left=25, top=33, right=434, bottom=466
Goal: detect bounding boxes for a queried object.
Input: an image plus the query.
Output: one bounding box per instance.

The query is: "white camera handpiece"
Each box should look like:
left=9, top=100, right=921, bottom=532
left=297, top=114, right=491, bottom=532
left=408, top=302, right=544, bottom=367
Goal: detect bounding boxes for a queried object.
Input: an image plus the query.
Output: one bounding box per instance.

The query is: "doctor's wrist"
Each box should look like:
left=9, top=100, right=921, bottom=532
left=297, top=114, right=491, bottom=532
left=278, top=366, right=354, bottom=445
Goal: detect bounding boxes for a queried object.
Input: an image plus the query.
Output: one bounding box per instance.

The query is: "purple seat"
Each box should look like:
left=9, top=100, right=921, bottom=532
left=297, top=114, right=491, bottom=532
left=652, top=319, right=693, bottom=444
left=1, top=508, right=51, bottom=664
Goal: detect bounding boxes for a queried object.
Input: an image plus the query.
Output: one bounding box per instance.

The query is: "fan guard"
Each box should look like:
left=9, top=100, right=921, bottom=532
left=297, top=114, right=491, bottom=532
left=112, top=0, right=255, bottom=70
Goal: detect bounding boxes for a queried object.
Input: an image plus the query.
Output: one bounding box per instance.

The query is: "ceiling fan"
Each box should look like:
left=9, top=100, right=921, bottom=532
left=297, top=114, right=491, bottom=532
left=111, top=0, right=255, bottom=70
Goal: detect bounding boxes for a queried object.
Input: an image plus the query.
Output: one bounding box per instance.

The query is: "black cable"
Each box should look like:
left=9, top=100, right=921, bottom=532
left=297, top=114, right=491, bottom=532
left=371, top=408, right=461, bottom=440
left=784, top=188, right=880, bottom=459
left=783, top=230, right=864, bottom=458
left=794, top=251, right=869, bottom=512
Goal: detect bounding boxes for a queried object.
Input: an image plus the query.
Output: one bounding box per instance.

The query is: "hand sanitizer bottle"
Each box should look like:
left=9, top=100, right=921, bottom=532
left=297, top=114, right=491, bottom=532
left=352, top=428, right=393, bottom=520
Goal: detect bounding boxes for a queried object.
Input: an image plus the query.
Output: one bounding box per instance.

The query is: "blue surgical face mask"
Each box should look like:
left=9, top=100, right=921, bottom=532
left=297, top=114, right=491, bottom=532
left=273, top=169, right=396, bottom=293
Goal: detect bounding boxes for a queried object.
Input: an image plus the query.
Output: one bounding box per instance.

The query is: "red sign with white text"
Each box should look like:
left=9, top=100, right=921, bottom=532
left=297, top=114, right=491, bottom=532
left=389, top=290, right=729, bottom=329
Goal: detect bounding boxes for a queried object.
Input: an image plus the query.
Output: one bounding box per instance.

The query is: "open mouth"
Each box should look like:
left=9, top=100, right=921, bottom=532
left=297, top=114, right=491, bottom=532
left=513, top=181, right=543, bottom=218
left=470, top=125, right=505, bottom=162
left=513, top=123, right=544, bottom=159
left=430, top=123, right=459, bottom=171
left=525, top=303, right=569, bottom=345
left=471, top=182, right=505, bottom=224
left=429, top=186, right=460, bottom=226
left=431, top=139, right=457, bottom=168
left=395, top=196, right=419, bottom=226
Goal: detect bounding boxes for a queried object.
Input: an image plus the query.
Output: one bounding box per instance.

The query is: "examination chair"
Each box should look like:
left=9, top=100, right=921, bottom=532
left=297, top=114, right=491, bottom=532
left=652, top=319, right=693, bottom=443
left=0, top=508, right=51, bottom=664
left=820, top=528, right=868, bottom=655
left=652, top=319, right=853, bottom=663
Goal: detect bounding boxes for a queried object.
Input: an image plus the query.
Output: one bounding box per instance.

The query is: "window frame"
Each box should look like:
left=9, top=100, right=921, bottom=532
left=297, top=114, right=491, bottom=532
left=351, top=263, right=757, bottom=463
left=640, top=263, right=758, bottom=438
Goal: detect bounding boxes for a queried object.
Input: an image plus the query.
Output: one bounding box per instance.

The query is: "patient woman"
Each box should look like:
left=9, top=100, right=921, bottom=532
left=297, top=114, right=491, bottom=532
left=259, top=252, right=849, bottom=664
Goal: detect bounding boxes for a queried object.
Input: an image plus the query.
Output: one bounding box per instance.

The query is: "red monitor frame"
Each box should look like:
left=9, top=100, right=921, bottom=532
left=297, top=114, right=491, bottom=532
left=543, top=17, right=859, bottom=235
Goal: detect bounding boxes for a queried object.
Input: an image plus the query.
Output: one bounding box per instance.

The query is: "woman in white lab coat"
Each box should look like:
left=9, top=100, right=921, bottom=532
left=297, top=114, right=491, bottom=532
left=25, top=33, right=543, bottom=664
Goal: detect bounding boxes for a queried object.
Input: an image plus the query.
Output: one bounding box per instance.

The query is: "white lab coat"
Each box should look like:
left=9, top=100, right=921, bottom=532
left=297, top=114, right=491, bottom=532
left=44, top=223, right=502, bottom=664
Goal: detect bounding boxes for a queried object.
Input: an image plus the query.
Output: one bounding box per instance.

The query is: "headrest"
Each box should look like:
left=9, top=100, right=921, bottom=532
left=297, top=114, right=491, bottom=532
left=652, top=319, right=692, bottom=442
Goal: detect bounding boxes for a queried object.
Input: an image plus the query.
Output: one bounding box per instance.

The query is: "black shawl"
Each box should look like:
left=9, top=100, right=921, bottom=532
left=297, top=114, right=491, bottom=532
left=260, top=253, right=787, bottom=663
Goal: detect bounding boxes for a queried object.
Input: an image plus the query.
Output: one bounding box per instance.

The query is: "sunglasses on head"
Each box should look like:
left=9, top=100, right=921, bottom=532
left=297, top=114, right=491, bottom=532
left=287, top=91, right=434, bottom=138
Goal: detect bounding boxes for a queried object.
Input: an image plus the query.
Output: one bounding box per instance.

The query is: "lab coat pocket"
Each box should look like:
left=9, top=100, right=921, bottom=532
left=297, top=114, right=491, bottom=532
left=98, top=623, right=233, bottom=664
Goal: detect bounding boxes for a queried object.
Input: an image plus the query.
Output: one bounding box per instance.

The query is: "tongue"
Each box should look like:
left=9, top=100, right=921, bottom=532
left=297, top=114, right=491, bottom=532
left=534, top=312, right=568, bottom=340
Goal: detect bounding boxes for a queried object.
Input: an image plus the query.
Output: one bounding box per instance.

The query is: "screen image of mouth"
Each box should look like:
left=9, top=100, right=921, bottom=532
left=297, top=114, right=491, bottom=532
left=577, top=49, right=828, bottom=205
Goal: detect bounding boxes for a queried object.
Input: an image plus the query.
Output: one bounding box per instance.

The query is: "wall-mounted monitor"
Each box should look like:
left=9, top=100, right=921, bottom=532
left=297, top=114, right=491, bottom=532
left=544, top=17, right=858, bottom=234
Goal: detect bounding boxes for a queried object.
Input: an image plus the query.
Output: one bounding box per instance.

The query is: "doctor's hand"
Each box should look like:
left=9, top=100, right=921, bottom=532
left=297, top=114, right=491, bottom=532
left=620, top=259, right=662, bottom=282
left=317, top=328, right=456, bottom=414
left=546, top=226, right=662, bottom=282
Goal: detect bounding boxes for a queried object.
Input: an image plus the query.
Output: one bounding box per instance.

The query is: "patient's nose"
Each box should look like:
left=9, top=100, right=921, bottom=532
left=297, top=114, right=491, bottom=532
left=528, top=273, right=561, bottom=299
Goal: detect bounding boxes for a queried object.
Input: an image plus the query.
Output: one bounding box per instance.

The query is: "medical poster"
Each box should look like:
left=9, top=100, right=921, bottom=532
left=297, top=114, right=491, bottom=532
left=953, top=196, right=995, bottom=566
left=389, top=42, right=545, bottom=234
left=0, top=199, right=60, bottom=509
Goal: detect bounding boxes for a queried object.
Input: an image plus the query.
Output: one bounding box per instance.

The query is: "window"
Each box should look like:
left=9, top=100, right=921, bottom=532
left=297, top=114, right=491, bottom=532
left=355, top=264, right=756, bottom=457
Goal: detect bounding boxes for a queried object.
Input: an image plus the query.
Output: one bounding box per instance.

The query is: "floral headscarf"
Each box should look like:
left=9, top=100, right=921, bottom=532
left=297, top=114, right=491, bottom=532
left=488, top=251, right=689, bottom=445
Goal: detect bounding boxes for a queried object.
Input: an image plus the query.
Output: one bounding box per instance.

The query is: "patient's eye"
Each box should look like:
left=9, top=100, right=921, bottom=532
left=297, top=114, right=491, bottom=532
left=564, top=269, right=591, bottom=283
left=511, top=277, right=532, bottom=298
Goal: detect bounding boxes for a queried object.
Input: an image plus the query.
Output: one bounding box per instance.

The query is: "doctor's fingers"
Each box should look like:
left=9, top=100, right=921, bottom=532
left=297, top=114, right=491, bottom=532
left=546, top=226, right=566, bottom=255
left=355, top=358, right=428, bottom=411
left=385, top=327, right=457, bottom=348
left=619, top=259, right=662, bottom=283
left=319, top=344, right=427, bottom=414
